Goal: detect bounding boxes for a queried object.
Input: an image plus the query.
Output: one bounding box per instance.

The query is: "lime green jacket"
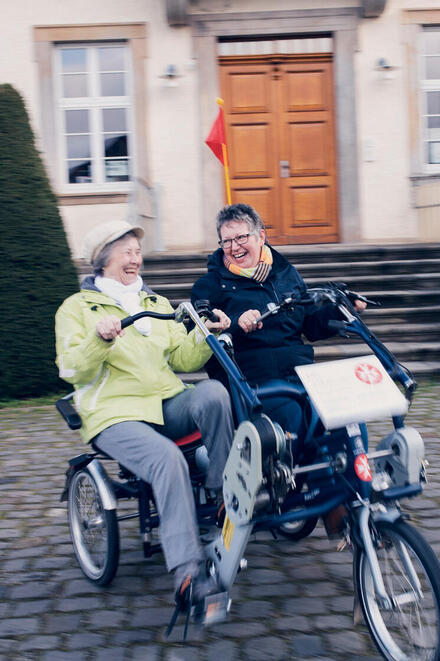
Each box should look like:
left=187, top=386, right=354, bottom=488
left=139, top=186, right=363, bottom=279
left=55, top=282, right=213, bottom=442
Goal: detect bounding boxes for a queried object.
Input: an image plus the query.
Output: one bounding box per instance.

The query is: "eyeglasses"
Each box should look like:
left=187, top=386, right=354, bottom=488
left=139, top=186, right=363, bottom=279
left=218, top=233, right=253, bottom=250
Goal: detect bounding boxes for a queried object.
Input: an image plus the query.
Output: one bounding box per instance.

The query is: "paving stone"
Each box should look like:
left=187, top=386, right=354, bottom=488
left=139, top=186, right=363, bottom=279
left=131, top=606, right=172, bottom=628
left=45, top=613, right=82, bottom=633
left=206, top=639, right=239, bottom=661
left=94, top=648, right=128, bottom=661
left=325, top=630, right=369, bottom=654
left=0, top=618, right=40, bottom=636
left=292, top=634, right=326, bottom=657
left=88, top=609, right=126, bottom=628
left=55, top=597, right=102, bottom=612
left=42, top=652, right=87, bottom=661
left=17, top=636, right=60, bottom=651
left=165, top=647, right=203, bottom=661
left=244, top=635, right=289, bottom=660
left=130, top=645, right=161, bottom=660
left=13, top=599, right=51, bottom=616
left=9, top=583, right=55, bottom=599
left=66, top=632, right=106, bottom=649
left=111, top=629, right=154, bottom=645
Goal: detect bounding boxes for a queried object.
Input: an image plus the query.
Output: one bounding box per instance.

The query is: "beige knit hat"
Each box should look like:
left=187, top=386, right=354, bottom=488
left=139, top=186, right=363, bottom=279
left=82, top=220, right=144, bottom=264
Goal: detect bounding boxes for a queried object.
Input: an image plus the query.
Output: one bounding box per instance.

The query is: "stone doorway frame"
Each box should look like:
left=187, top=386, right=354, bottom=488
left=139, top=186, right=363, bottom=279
left=191, top=7, right=361, bottom=249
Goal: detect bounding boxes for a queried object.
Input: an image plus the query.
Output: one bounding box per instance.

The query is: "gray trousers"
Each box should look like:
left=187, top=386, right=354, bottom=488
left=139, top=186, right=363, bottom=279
left=94, top=380, right=233, bottom=574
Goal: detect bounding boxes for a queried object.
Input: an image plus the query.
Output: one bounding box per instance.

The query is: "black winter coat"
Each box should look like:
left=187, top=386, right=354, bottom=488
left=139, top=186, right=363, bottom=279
left=191, top=247, right=341, bottom=385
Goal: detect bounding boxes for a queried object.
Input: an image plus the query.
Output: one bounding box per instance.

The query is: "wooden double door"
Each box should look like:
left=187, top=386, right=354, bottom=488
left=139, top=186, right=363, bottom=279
left=220, top=55, right=339, bottom=244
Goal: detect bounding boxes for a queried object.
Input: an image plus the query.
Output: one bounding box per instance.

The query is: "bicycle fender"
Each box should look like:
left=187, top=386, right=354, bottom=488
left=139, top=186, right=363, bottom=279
left=87, top=459, right=117, bottom=510
left=60, top=452, right=96, bottom=502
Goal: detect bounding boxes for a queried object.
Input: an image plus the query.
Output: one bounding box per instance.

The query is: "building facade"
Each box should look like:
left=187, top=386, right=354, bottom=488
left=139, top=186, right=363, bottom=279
left=2, top=0, right=439, bottom=256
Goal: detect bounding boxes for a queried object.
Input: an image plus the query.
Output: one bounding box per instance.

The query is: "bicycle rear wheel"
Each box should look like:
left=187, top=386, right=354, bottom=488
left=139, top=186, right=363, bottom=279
left=275, top=515, right=318, bottom=541
left=68, top=468, right=119, bottom=586
left=354, top=518, right=440, bottom=661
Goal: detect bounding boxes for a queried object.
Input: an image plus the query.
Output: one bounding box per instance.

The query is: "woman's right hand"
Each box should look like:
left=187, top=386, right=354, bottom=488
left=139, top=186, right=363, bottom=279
left=96, top=316, right=126, bottom=341
left=238, top=309, right=263, bottom=334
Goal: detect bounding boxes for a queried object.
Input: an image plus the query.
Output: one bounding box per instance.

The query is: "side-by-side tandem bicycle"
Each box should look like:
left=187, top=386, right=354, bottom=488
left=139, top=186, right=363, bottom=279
left=57, top=283, right=440, bottom=660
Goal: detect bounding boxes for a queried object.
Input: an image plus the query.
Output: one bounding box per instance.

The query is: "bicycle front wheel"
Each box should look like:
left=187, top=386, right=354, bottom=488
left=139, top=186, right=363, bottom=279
left=68, top=468, right=119, bottom=586
left=354, top=518, right=440, bottom=661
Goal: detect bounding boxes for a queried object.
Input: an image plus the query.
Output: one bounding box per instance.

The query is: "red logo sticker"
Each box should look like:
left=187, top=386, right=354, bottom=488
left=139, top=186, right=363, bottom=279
left=355, top=363, right=383, bottom=385
left=354, top=454, right=373, bottom=482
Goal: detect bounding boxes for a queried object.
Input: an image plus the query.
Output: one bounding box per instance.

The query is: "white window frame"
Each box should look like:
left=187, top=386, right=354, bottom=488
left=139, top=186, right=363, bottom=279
left=54, top=41, right=136, bottom=193
left=419, top=26, right=440, bottom=174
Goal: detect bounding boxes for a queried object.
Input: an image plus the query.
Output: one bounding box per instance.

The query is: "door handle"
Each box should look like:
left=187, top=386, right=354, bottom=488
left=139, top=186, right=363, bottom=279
left=280, top=160, right=290, bottom=178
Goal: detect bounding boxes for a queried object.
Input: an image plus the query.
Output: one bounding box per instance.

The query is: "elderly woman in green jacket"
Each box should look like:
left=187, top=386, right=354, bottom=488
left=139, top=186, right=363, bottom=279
left=55, top=220, right=233, bottom=604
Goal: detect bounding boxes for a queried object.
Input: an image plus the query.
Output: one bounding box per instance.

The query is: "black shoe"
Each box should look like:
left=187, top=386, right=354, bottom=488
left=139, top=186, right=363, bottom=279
left=166, top=572, right=227, bottom=639
left=166, top=575, right=194, bottom=640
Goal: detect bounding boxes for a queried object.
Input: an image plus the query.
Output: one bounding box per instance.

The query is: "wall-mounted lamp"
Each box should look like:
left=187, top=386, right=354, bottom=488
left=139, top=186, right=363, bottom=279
left=159, top=64, right=181, bottom=88
left=375, top=57, right=398, bottom=79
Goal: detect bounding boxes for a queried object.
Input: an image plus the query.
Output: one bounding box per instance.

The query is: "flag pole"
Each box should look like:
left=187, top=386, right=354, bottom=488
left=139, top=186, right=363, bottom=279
left=217, top=98, right=232, bottom=205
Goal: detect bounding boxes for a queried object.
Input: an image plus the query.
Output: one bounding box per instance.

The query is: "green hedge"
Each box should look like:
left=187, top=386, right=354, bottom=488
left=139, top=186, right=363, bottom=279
left=0, top=84, right=78, bottom=398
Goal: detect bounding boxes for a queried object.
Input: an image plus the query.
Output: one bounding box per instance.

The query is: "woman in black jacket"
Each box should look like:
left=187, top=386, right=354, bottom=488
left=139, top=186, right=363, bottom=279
left=192, top=203, right=366, bottom=456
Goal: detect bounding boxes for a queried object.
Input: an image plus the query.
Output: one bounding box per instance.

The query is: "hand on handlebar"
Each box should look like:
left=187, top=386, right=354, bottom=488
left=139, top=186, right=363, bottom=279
left=96, top=315, right=126, bottom=341
left=205, top=309, right=232, bottom=333
left=238, top=309, right=263, bottom=334
left=353, top=299, right=367, bottom=312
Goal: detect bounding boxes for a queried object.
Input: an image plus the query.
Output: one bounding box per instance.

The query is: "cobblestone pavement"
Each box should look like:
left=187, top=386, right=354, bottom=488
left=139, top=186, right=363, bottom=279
left=0, top=382, right=439, bottom=661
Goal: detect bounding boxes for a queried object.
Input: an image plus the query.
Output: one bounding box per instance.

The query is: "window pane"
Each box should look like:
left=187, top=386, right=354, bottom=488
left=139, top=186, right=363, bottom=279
left=61, top=48, right=86, bottom=73
left=67, top=135, right=90, bottom=159
left=105, top=159, right=130, bottom=182
left=426, top=56, right=440, bottom=79
left=65, top=109, right=89, bottom=133
left=428, top=116, right=440, bottom=140
left=104, top=134, right=127, bottom=157
left=428, top=142, right=440, bottom=164
left=100, top=73, right=125, bottom=96
left=423, top=30, right=440, bottom=55
left=68, top=159, right=92, bottom=183
left=102, top=108, right=127, bottom=132
left=427, top=91, right=440, bottom=115
left=98, top=47, right=125, bottom=71
left=62, top=74, right=87, bottom=98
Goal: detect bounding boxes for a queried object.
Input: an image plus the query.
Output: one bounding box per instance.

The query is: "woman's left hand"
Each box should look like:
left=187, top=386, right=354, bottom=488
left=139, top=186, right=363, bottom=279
left=205, top=309, right=231, bottom=332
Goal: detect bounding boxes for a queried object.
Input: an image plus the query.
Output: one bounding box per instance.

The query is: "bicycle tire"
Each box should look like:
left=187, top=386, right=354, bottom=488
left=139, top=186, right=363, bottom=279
left=68, top=468, right=119, bottom=586
left=354, top=518, right=440, bottom=661
left=275, top=515, right=319, bottom=541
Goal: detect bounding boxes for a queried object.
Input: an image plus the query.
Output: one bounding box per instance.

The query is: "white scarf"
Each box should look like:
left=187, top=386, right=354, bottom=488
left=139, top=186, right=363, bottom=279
left=95, top=275, right=151, bottom=336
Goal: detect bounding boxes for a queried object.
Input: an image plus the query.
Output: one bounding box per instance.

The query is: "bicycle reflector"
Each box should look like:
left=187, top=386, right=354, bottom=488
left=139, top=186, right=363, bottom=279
left=354, top=454, right=373, bottom=482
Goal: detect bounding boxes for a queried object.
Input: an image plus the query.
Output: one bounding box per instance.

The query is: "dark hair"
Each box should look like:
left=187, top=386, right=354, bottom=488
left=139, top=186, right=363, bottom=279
left=93, top=230, right=140, bottom=275
left=216, top=203, right=265, bottom=240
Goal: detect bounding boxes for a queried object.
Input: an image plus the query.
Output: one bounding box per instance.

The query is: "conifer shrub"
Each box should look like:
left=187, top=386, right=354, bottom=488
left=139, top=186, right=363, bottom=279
left=0, top=84, right=78, bottom=398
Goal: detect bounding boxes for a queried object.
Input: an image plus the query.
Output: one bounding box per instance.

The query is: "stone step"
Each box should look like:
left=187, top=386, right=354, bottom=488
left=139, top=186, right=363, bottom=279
left=140, top=262, right=440, bottom=286
left=178, top=359, right=440, bottom=384
left=314, top=340, right=440, bottom=363
left=137, top=242, right=440, bottom=269
left=166, top=287, right=440, bottom=309
left=362, top=305, right=440, bottom=324
left=316, top=322, right=440, bottom=343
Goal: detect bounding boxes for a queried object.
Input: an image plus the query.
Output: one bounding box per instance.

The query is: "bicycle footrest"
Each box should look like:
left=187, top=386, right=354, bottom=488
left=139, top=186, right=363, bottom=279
left=193, top=591, right=231, bottom=626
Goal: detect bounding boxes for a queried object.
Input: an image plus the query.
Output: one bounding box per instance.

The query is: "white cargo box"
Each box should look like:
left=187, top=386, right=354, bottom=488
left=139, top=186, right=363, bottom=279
left=295, top=355, right=408, bottom=430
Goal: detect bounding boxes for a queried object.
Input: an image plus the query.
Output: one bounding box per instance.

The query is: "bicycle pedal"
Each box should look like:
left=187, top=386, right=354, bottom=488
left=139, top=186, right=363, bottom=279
left=193, top=591, right=230, bottom=626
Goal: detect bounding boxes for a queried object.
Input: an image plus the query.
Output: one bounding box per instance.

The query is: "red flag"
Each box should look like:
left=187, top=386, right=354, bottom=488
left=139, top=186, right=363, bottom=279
left=205, top=107, right=228, bottom=166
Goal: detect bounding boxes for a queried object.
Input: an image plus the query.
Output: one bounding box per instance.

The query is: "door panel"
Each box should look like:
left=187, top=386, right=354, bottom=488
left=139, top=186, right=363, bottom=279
left=287, top=121, right=329, bottom=174
left=220, top=55, right=339, bottom=244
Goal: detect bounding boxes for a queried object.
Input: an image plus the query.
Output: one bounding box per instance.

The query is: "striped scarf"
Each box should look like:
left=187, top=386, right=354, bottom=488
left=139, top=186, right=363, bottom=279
left=223, top=244, right=273, bottom=283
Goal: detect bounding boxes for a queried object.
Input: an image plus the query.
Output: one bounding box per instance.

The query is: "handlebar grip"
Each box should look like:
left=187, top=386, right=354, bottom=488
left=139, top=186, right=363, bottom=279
left=56, top=398, right=82, bottom=430
left=120, top=316, right=134, bottom=329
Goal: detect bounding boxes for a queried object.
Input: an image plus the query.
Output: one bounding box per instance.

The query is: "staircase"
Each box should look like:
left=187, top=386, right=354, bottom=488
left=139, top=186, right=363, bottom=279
left=138, top=243, right=440, bottom=380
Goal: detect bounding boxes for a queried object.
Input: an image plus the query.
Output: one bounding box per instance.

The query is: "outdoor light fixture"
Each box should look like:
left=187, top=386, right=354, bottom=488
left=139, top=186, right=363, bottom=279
left=375, top=57, right=398, bottom=79
left=159, top=64, right=181, bottom=87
